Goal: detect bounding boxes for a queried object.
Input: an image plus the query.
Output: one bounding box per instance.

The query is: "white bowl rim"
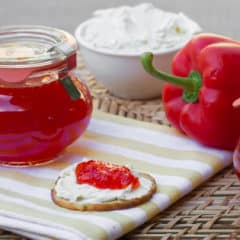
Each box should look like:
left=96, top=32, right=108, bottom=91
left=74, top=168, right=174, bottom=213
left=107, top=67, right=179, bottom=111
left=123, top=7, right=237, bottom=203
left=75, top=20, right=194, bottom=57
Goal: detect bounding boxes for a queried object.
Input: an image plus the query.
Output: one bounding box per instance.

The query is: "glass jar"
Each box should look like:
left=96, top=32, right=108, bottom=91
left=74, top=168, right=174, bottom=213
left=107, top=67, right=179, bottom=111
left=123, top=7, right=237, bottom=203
left=233, top=140, right=240, bottom=179
left=0, top=25, right=92, bottom=166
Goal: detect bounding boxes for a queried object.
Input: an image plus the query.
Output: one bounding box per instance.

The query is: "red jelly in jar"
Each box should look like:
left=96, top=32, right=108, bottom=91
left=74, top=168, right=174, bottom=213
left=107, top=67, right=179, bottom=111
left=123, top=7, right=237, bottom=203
left=0, top=26, right=92, bottom=166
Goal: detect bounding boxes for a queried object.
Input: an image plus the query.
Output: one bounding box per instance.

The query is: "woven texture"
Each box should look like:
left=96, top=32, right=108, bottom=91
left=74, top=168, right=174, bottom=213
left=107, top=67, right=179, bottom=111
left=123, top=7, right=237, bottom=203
left=125, top=167, right=240, bottom=240
left=2, top=59, right=240, bottom=240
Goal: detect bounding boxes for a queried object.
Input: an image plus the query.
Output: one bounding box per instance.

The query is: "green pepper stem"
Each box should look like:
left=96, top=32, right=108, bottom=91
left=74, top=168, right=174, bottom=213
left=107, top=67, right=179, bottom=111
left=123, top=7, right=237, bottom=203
left=141, top=52, right=202, bottom=103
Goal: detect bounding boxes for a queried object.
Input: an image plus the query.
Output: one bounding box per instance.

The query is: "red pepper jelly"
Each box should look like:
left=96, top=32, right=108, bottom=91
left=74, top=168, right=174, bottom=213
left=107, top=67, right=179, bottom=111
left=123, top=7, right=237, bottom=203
left=75, top=160, right=140, bottom=190
left=0, top=26, right=92, bottom=166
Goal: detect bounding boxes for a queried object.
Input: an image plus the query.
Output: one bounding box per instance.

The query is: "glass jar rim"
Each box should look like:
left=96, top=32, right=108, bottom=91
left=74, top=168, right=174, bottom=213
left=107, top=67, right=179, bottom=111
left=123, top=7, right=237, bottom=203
left=0, top=25, right=78, bottom=69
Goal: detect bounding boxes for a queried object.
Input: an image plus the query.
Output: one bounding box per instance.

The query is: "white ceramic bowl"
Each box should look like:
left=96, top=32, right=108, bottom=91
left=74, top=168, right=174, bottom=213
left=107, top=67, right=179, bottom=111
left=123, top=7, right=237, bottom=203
left=75, top=23, right=182, bottom=100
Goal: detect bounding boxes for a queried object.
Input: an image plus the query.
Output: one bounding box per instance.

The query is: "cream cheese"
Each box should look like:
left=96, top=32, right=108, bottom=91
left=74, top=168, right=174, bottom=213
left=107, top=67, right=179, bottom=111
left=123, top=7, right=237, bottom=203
left=78, top=3, right=201, bottom=54
left=55, top=163, right=153, bottom=204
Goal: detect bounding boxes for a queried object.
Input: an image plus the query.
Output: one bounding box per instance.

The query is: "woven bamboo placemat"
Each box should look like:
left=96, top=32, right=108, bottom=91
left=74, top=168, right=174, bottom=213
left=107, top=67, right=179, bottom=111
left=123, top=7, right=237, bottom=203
left=2, top=58, right=240, bottom=240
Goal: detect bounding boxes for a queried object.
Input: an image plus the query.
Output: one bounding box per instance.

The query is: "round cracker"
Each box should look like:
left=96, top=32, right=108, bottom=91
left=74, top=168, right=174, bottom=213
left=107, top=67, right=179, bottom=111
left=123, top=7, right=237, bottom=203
left=51, top=173, right=157, bottom=211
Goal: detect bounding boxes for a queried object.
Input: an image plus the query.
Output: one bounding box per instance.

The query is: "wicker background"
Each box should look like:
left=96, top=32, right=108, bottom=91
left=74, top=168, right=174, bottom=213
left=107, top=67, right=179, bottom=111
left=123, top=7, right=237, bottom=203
left=2, top=59, right=240, bottom=240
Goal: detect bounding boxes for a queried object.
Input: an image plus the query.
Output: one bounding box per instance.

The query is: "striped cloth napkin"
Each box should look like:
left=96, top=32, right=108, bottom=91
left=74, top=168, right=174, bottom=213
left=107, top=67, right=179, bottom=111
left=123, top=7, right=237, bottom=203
left=0, top=110, right=232, bottom=240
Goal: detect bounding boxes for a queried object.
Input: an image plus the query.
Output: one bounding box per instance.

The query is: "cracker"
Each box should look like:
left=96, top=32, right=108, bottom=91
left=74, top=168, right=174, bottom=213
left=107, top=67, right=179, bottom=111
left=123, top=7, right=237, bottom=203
left=51, top=173, right=157, bottom=211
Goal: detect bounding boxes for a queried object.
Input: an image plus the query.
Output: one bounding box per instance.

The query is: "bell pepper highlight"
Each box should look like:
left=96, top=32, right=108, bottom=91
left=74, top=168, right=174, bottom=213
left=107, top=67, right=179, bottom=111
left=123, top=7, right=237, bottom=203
left=233, top=98, right=240, bottom=108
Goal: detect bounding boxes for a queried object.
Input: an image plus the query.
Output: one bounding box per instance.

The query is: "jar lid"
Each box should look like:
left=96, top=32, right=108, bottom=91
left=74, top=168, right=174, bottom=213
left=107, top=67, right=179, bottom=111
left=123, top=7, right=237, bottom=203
left=0, top=25, right=78, bottom=83
left=0, top=25, right=77, bottom=68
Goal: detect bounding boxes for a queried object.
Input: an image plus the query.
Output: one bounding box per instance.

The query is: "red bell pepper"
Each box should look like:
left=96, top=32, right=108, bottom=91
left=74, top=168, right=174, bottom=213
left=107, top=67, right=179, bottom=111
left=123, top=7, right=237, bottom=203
left=141, top=33, right=240, bottom=150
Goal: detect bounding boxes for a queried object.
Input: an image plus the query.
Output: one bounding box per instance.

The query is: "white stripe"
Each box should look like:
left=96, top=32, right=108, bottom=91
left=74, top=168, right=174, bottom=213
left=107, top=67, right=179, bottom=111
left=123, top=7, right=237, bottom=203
left=77, top=138, right=213, bottom=178
left=0, top=193, right=122, bottom=240
left=2, top=228, right=53, bottom=240
left=0, top=178, right=50, bottom=200
left=151, top=193, right=171, bottom=210
left=151, top=174, right=193, bottom=195
left=0, top=215, right=84, bottom=240
left=1, top=155, right=85, bottom=180
left=89, top=119, right=232, bottom=165
left=0, top=210, right=89, bottom=240
left=3, top=228, right=51, bottom=240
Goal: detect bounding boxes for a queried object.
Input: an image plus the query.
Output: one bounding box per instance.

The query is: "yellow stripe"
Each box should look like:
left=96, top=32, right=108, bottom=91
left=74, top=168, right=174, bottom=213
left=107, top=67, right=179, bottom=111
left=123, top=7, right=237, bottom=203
left=140, top=201, right=162, bottom=220
left=94, top=110, right=187, bottom=138
left=156, top=186, right=182, bottom=202
left=138, top=187, right=182, bottom=220
left=66, top=146, right=204, bottom=188
left=0, top=198, right=109, bottom=240
left=83, top=131, right=224, bottom=172
left=0, top=188, right=60, bottom=211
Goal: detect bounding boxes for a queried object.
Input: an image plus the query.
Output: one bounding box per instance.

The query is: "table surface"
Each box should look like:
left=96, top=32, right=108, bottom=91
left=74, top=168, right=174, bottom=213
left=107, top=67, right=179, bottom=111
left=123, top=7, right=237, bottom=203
left=0, top=0, right=240, bottom=39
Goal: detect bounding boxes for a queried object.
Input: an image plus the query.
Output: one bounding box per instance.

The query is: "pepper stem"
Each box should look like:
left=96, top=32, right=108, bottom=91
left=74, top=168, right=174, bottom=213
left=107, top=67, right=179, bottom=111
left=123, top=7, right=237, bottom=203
left=141, top=52, right=202, bottom=103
